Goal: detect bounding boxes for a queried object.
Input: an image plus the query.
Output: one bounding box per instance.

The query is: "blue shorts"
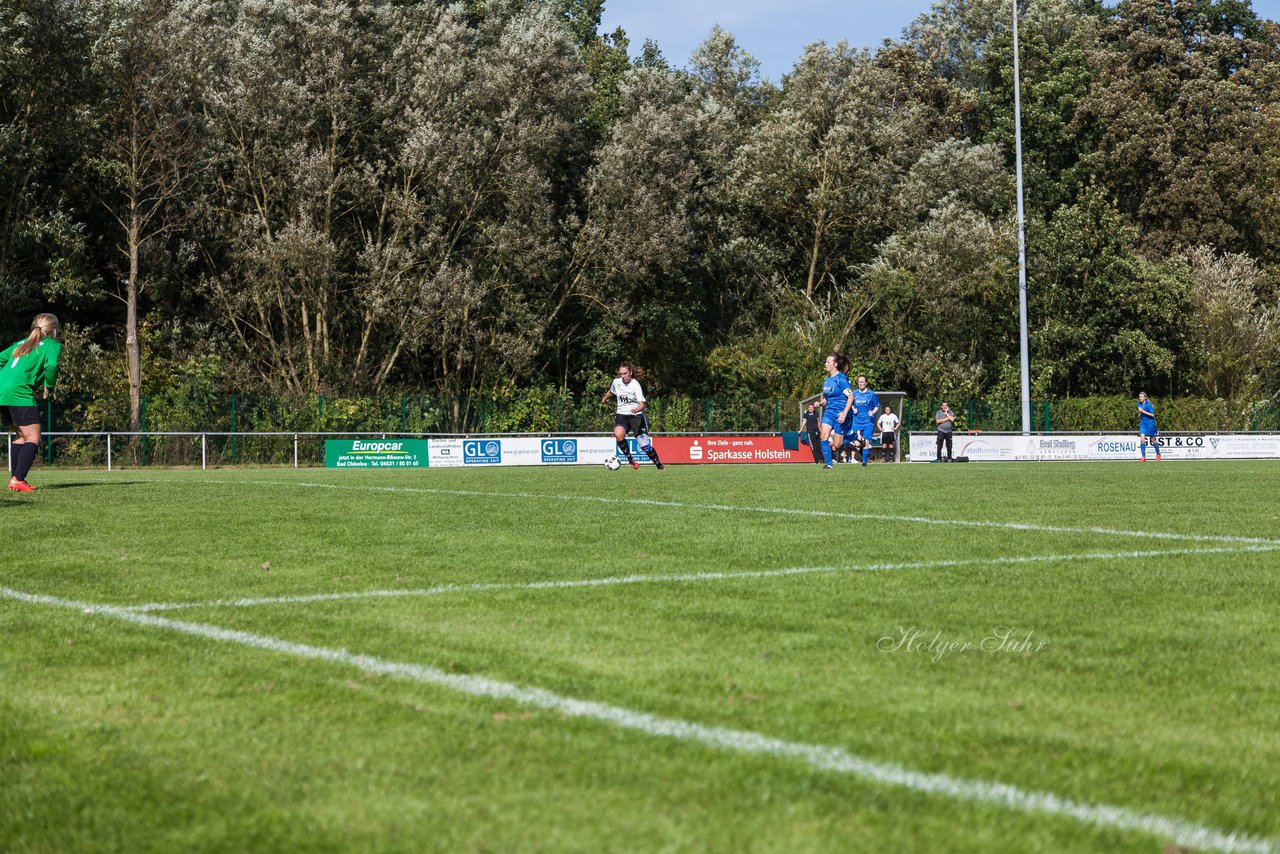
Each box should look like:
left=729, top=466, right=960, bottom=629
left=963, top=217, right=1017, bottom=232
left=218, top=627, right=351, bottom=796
left=821, top=411, right=852, bottom=436
left=851, top=422, right=875, bottom=442
left=1140, top=428, right=1158, bottom=438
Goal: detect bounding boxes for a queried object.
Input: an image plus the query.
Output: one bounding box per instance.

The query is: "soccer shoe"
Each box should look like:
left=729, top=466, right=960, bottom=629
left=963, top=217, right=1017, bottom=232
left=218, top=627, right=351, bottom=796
left=655, top=463, right=665, bottom=471
left=8, top=477, right=34, bottom=492
left=631, top=460, right=640, bottom=470
left=823, top=464, right=833, bottom=470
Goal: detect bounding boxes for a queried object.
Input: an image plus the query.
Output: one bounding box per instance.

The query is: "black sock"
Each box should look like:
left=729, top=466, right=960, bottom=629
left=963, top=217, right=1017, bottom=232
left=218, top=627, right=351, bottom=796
left=14, top=442, right=38, bottom=481
left=616, top=439, right=634, bottom=463
left=644, top=446, right=663, bottom=466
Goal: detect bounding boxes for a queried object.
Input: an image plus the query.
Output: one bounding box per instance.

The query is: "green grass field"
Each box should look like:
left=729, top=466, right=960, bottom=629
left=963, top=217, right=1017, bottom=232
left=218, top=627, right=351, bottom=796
left=3, top=461, right=1279, bottom=853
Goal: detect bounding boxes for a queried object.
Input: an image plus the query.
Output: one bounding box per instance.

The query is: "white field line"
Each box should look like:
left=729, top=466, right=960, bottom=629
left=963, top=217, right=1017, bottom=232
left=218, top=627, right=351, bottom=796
left=195, top=478, right=1280, bottom=547
left=1, top=585, right=1274, bottom=854
left=122, top=544, right=1280, bottom=613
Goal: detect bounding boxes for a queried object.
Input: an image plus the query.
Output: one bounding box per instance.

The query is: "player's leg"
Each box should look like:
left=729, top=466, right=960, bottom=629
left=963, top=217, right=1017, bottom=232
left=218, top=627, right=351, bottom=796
left=9, top=415, right=41, bottom=490
left=613, top=420, right=636, bottom=466
left=636, top=415, right=664, bottom=470
left=858, top=431, right=871, bottom=466
left=1140, top=434, right=1147, bottom=460
left=1153, top=433, right=1161, bottom=460
left=841, top=419, right=858, bottom=463
left=936, top=432, right=944, bottom=461
left=819, top=422, right=835, bottom=468
left=2, top=408, right=13, bottom=478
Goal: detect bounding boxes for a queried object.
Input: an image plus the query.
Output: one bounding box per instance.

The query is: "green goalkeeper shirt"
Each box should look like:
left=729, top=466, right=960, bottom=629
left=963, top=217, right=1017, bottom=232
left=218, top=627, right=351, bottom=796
left=0, top=337, right=62, bottom=407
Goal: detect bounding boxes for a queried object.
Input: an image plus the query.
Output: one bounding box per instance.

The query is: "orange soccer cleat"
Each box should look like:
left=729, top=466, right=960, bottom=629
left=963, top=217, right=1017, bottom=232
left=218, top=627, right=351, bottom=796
left=8, top=477, right=35, bottom=492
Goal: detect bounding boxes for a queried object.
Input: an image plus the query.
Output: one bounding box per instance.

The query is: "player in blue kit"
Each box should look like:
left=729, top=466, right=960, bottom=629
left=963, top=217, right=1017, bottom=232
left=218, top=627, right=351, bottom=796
left=818, top=352, right=854, bottom=469
left=1137, top=391, right=1161, bottom=461
left=849, top=375, right=881, bottom=467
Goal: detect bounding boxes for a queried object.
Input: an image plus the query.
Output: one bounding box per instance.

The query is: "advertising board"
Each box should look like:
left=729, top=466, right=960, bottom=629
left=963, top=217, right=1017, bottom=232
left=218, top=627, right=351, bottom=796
left=425, top=437, right=622, bottom=468
left=652, top=435, right=812, bottom=464
left=324, top=438, right=430, bottom=468
left=907, top=433, right=1280, bottom=462
left=336, top=435, right=821, bottom=470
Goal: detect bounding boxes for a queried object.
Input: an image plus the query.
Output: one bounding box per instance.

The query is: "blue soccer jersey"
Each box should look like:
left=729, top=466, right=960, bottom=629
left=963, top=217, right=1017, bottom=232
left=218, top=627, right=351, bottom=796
left=821, top=373, right=853, bottom=429
left=851, top=387, right=880, bottom=435
left=1139, top=401, right=1157, bottom=435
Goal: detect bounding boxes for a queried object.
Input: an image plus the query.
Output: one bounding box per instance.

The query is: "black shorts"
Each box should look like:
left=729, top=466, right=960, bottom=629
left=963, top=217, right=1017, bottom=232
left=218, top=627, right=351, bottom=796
left=1, top=406, right=40, bottom=428
left=614, top=413, right=649, bottom=436
left=881, top=431, right=896, bottom=445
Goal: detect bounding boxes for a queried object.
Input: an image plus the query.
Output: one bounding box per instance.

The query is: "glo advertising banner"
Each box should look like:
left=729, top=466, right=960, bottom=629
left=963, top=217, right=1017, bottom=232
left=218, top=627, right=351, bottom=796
left=425, top=436, right=622, bottom=468
left=907, top=433, right=1280, bottom=462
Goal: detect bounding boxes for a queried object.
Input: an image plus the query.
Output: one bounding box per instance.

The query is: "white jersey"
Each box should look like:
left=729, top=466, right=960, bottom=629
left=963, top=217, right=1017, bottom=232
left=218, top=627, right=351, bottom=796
left=610, top=377, right=645, bottom=415
left=878, top=413, right=900, bottom=433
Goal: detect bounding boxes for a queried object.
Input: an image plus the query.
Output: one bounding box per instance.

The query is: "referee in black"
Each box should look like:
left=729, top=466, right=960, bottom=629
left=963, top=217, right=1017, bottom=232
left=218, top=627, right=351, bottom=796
left=802, top=403, right=823, bottom=465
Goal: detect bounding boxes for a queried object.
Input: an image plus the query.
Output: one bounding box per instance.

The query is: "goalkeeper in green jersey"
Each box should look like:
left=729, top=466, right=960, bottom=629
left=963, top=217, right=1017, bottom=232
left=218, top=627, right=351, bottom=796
left=0, top=313, right=62, bottom=492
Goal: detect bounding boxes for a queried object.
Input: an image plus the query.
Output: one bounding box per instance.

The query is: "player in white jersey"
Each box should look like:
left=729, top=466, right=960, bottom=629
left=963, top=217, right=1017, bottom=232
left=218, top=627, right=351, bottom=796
left=601, top=362, right=665, bottom=470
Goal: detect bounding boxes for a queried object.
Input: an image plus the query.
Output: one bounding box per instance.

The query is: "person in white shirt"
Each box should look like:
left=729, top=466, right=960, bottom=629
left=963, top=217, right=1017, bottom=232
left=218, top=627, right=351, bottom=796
left=876, top=405, right=900, bottom=463
left=601, top=362, right=665, bottom=470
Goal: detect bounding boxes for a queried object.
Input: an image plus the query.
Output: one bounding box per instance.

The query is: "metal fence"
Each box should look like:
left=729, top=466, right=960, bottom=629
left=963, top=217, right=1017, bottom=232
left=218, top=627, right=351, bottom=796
left=15, top=430, right=789, bottom=469
left=18, top=393, right=1280, bottom=467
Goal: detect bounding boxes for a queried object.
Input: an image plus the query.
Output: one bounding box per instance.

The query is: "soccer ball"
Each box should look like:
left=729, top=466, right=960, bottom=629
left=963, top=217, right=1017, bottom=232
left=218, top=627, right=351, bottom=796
left=604, top=456, right=621, bottom=471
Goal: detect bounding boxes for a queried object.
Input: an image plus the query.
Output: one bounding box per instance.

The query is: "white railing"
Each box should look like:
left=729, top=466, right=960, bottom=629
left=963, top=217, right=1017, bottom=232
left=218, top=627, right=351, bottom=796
left=8, top=430, right=795, bottom=470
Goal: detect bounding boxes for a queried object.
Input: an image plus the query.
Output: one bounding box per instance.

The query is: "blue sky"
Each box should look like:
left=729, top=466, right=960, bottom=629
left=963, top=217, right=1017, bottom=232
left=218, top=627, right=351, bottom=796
left=599, top=0, right=1280, bottom=82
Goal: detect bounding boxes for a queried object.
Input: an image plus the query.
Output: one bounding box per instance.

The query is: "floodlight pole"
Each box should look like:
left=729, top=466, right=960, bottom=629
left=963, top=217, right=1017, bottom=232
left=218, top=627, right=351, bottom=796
left=1013, top=0, right=1032, bottom=434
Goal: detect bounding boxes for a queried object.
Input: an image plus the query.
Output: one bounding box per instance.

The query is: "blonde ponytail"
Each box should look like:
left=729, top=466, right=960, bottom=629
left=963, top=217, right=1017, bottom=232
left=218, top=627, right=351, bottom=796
left=14, top=313, right=59, bottom=359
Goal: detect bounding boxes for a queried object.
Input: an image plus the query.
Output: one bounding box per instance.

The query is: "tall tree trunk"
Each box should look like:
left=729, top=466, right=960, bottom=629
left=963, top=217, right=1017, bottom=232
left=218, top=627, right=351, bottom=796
left=805, top=173, right=830, bottom=304
left=127, top=205, right=142, bottom=435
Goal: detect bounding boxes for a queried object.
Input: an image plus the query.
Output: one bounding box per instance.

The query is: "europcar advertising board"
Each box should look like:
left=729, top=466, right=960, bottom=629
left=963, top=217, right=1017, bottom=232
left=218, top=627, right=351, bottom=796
left=325, top=438, right=429, bottom=468
left=907, top=433, right=1280, bottom=462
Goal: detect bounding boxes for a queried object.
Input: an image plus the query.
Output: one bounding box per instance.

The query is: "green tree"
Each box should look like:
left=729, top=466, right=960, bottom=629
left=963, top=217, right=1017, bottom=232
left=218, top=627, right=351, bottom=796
left=1077, top=0, right=1277, bottom=256
left=566, top=63, right=731, bottom=392
left=979, top=4, right=1101, bottom=214
left=0, top=0, right=98, bottom=334
left=732, top=41, right=953, bottom=328
left=554, top=0, right=631, bottom=140
left=1185, top=246, right=1279, bottom=399
left=173, top=0, right=590, bottom=399
left=1031, top=190, right=1197, bottom=396
left=860, top=140, right=1016, bottom=397
left=88, top=0, right=199, bottom=432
